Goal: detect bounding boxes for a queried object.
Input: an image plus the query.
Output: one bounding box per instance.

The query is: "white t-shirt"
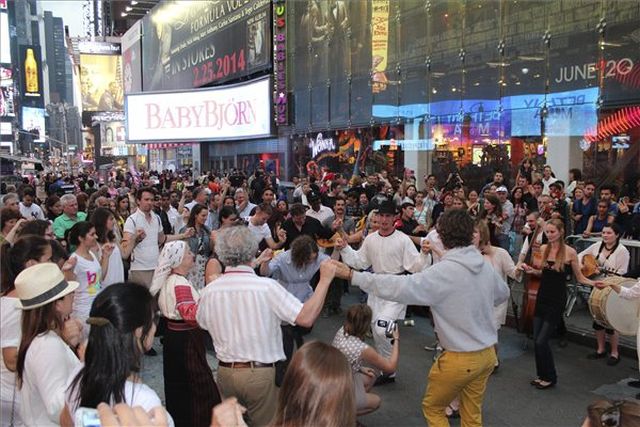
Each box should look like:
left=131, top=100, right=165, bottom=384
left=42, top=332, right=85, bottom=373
left=19, top=331, right=80, bottom=426
left=19, top=202, right=45, bottom=220
left=71, top=252, right=103, bottom=324
left=247, top=219, right=271, bottom=244
left=0, top=297, right=21, bottom=424
left=65, top=365, right=173, bottom=426
left=124, top=210, right=162, bottom=271
left=306, top=205, right=334, bottom=224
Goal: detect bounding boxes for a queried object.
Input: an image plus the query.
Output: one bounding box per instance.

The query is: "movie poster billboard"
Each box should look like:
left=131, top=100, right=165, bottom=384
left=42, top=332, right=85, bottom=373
left=122, top=20, right=142, bottom=94
left=78, top=41, right=123, bottom=112
left=142, top=0, right=271, bottom=91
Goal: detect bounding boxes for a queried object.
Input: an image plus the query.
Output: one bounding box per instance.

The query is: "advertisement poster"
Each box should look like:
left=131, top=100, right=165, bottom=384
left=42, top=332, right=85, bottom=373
left=142, top=0, right=271, bottom=91
left=371, top=0, right=389, bottom=94
left=0, top=67, right=13, bottom=117
left=19, top=45, right=44, bottom=107
left=126, top=77, right=272, bottom=143
left=121, top=20, right=142, bottom=94
left=21, top=106, right=46, bottom=143
left=79, top=42, right=123, bottom=112
left=100, top=121, right=128, bottom=157
left=0, top=11, right=10, bottom=64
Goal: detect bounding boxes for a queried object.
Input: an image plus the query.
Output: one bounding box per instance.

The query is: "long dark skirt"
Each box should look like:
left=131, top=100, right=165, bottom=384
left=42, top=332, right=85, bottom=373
left=163, top=327, right=221, bottom=427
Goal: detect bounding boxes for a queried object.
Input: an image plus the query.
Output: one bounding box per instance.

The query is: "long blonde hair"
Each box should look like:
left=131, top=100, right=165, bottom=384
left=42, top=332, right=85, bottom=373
left=542, top=219, right=566, bottom=272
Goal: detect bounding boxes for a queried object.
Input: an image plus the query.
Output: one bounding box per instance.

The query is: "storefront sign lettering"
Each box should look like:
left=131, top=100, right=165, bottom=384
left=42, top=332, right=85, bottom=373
left=273, top=0, right=288, bottom=125
left=310, top=133, right=336, bottom=158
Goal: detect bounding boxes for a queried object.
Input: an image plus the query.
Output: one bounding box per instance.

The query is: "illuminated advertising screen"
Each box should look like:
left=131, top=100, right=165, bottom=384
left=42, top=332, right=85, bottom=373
left=141, top=0, right=271, bottom=91
left=19, top=45, right=45, bottom=107
left=121, top=21, right=142, bottom=94
left=79, top=42, right=123, bottom=112
left=0, top=12, right=10, bottom=64
left=21, top=107, right=46, bottom=143
left=125, top=77, right=272, bottom=143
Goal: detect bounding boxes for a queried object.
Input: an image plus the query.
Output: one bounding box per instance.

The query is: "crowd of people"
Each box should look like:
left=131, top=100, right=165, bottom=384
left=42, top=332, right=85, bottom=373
left=1, top=162, right=639, bottom=427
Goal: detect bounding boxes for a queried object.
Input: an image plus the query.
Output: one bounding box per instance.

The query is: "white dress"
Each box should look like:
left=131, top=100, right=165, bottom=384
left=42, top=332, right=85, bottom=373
left=0, top=297, right=22, bottom=427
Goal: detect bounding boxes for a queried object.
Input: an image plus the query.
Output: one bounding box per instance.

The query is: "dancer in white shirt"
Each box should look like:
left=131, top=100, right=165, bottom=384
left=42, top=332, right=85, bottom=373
left=336, top=200, right=431, bottom=384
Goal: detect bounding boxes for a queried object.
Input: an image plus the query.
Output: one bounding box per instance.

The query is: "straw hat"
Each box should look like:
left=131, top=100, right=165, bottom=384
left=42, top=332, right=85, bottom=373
left=15, top=263, right=79, bottom=310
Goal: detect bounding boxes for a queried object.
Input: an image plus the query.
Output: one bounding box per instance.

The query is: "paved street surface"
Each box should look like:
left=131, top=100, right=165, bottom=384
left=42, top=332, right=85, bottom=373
left=142, top=287, right=639, bottom=427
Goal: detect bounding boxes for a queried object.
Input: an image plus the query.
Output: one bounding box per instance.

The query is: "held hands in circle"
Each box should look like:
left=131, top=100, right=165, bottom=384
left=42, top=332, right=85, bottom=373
left=330, top=260, right=352, bottom=280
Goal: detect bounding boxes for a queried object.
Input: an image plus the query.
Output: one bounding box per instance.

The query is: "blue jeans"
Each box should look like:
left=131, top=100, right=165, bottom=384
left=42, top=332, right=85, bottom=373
left=533, top=316, right=559, bottom=383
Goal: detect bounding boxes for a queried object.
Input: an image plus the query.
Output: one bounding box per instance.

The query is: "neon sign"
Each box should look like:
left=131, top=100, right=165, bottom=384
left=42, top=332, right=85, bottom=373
left=273, top=0, right=288, bottom=125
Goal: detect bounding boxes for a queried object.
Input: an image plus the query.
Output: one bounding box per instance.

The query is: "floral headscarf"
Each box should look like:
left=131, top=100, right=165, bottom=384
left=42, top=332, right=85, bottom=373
left=150, top=241, right=187, bottom=296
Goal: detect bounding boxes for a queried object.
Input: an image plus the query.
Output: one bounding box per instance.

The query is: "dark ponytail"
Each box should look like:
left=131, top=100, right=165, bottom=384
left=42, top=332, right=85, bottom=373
left=1, top=235, right=50, bottom=295
left=65, top=221, right=94, bottom=248
left=68, top=283, right=155, bottom=409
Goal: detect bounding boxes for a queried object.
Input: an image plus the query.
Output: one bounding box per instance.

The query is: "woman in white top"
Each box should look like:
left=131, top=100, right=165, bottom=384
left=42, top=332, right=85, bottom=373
left=0, top=236, right=52, bottom=427
left=90, top=208, right=124, bottom=287
left=332, top=304, right=399, bottom=416
left=61, top=282, right=172, bottom=426
left=150, top=241, right=220, bottom=426
left=66, top=221, right=113, bottom=331
left=474, top=219, right=518, bottom=332
left=15, top=263, right=82, bottom=426
left=579, top=223, right=630, bottom=366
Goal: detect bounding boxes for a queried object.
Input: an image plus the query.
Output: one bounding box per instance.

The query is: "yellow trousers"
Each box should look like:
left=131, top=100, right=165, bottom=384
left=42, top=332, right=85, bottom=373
left=422, top=346, right=496, bottom=427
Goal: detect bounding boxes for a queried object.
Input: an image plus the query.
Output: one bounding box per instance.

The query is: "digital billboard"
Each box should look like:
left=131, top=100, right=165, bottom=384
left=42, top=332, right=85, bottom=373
left=0, top=11, right=10, bottom=64
left=21, top=106, right=46, bottom=143
left=125, top=77, right=272, bottom=143
left=18, top=45, right=45, bottom=107
left=122, top=20, right=142, bottom=94
left=78, top=42, right=123, bottom=112
left=142, top=0, right=271, bottom=91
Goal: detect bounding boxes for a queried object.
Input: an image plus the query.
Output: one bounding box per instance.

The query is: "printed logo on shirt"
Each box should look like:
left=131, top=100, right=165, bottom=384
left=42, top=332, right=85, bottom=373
left=86, top=271, right=101, bottom=295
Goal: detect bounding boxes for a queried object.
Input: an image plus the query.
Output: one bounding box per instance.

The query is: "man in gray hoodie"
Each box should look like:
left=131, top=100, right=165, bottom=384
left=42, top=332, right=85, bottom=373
left=335, top=209, right=509, bottom=427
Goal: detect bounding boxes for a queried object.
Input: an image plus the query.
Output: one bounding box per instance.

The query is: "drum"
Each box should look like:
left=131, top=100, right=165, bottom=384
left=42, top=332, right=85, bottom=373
left=589, top=276, right=640, bottom=336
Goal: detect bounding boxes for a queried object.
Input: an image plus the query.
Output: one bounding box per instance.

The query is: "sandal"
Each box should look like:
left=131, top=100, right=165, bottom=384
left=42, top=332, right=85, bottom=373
left=535, top=380, right=556, bottom=390
left=445, top=404, right=460, bottom=419
left=530, top=378, right=542, bottom=386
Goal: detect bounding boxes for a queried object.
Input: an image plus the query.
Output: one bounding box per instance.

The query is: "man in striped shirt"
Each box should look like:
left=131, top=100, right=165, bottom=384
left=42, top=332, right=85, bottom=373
left=196, top=226, right=336, bottom=426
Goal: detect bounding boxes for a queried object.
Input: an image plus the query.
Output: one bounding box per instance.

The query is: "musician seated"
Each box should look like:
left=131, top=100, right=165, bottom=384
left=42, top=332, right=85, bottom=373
left=578, top=224, right=630, bottom=366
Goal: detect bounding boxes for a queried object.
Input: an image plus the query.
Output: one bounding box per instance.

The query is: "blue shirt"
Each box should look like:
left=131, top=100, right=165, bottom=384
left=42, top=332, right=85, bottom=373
left=572, top=197, right=596, bottom=235
left=265, top=250, right=329, bottom=302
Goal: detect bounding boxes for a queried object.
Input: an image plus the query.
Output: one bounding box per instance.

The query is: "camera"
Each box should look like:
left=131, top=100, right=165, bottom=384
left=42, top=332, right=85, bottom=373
left=384, top=320, right=397, bottom=338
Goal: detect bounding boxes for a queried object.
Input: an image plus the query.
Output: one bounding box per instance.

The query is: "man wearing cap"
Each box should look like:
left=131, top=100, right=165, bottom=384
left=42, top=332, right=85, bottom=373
left=335, top=200, right=431, bottom=385
left=395, top=201, right=427, bottom=246
left=305, top=191, right=334, bottom=224
left=495, top=186, right=514, bottom=252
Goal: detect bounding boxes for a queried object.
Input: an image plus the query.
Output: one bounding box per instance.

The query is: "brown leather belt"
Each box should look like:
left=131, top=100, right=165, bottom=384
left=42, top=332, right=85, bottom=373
left=218, top=361, right=275, bottom=369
